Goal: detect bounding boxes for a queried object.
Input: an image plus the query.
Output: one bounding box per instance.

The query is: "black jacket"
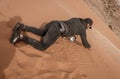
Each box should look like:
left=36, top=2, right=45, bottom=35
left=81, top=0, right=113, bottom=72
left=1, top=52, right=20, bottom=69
left=62, top=18, right=91, bottom=48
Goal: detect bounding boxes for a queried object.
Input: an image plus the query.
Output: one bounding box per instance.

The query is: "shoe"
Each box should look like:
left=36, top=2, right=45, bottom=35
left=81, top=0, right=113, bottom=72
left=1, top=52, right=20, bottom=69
left=10, top=23, right=24, bottom=44
left=10, top=30, right=21, bottom=44
left=12, top=22, right=25, bottom=32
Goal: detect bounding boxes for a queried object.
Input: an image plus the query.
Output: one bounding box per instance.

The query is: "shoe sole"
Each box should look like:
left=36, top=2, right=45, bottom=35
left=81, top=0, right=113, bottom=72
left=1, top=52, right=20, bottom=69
left=10, top=23, right=22, bottom=44
left=12, top=22, right=21, bottom=31
left=10, top=30, right=21, bottom=44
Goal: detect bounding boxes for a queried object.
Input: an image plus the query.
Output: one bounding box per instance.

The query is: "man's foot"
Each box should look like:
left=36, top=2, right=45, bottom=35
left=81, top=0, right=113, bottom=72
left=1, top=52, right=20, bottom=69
left=10, top=31, right=23, bottom=44
left=10, top=23, right=24, bottom=44
left=12, top=22, right=25, bottom=32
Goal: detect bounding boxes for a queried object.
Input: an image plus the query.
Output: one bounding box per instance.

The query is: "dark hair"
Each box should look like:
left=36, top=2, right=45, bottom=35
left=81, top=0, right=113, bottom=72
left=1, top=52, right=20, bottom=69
left=84, top=18, right=93, bottom=26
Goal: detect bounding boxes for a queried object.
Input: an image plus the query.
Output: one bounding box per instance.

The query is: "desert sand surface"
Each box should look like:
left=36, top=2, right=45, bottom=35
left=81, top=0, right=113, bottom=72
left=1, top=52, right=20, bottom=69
left=0, top=0, right=120, bottom=79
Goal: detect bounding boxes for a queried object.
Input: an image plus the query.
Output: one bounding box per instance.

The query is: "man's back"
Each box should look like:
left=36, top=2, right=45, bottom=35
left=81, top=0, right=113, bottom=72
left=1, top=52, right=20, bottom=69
left=63, top=17, right=86, bottom=36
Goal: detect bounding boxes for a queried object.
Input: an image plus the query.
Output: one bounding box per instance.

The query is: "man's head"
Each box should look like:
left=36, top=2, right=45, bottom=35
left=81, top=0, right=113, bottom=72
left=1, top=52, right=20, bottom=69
left=84, top=18, right=93, bottom=29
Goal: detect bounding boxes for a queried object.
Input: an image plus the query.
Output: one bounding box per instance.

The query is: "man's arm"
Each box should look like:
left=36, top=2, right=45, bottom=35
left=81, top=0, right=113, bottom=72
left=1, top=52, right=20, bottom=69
left=79, top=31, right=91, bottom=48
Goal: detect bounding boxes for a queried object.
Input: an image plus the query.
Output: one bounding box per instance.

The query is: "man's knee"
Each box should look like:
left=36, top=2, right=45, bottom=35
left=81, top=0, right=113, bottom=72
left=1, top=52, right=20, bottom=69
left=37, top=42, right=49, bottom=51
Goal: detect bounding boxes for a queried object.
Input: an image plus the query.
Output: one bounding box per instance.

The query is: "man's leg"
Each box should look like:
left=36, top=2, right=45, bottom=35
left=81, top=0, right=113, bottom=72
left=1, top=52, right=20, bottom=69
left=21, top=36, right=47, bottom=50
left=24, top=26, right=48, bottom=36
left=12, top=22, right=49, bottom=36
left=10, top=23, right=48, bottom=44
left=23, top=21, right=58, bottom=37
left=21, top=23, right=61, bottom=51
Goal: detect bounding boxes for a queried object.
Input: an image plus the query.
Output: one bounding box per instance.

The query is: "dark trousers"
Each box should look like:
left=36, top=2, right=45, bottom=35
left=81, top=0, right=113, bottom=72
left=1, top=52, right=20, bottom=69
left=22, top=21, right=61, bottom=50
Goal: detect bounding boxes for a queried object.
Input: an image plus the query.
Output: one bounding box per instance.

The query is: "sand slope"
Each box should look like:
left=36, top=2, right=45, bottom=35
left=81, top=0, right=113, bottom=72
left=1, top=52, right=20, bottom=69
left=0, top=0, right=120, bottom=79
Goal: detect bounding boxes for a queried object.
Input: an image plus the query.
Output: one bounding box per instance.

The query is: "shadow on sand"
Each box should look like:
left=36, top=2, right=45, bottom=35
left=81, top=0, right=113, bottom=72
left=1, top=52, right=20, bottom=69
left=0, top=16, right=22, bottom=79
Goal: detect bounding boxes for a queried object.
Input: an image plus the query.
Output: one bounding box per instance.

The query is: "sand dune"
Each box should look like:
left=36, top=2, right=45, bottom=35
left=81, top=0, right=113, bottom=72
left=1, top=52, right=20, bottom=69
left=0, top=0, right=120, bottom=79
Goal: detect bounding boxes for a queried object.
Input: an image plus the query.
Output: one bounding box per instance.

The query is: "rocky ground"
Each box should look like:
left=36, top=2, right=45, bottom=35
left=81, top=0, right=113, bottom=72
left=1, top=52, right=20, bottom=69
left=85, top=0, right=120, bottom=36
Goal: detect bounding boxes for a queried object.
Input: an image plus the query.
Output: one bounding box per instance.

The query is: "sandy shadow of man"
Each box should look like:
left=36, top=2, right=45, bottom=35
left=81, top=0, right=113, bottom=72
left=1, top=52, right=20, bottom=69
left=0, top=16, right=22, bottom=79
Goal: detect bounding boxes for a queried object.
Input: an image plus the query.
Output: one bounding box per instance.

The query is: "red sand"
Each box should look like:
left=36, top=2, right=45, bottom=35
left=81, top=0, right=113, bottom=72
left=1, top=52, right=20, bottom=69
left=0, top=0, right=120, bottom=79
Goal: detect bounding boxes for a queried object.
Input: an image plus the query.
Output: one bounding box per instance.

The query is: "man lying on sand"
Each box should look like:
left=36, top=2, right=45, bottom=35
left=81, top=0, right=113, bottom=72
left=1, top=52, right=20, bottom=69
left=10, top=17, right=93, bottom=51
